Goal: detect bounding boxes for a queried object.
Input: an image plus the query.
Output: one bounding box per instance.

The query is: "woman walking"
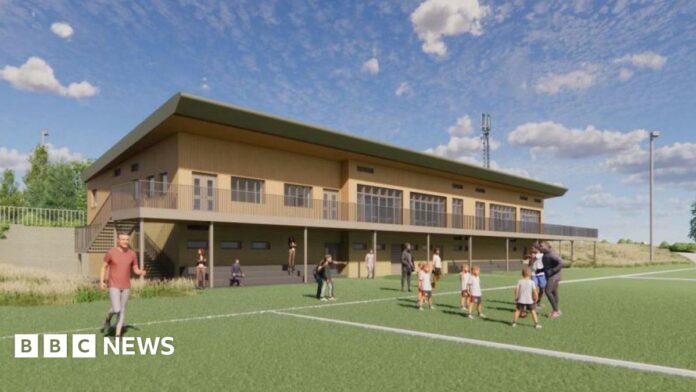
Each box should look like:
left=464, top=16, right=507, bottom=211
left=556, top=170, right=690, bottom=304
left=288, top=236, right=297, bottom=275
left=365, top=248, right=375, bottom=279
left=195, top=248, right=207, bottom=289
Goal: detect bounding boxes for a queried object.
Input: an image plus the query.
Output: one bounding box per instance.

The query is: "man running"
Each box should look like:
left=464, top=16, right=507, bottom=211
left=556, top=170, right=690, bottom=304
left=100, top=233, right=146, bottom=337
left=540, top=241, right=563, bottom=319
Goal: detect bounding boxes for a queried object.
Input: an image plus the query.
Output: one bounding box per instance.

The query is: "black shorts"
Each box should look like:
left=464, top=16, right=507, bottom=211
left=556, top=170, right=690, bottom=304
left=422, top=290, right=432, bottom=299
left=471, top=296, right=482, bottom=304
left=433, top=268, right=442, bottom=276
left=516, top=303, right=536, bottom=311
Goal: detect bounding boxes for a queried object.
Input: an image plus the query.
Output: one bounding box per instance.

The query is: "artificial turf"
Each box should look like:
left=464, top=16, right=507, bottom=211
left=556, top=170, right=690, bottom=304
left=1, top=264, right=695, bottom=391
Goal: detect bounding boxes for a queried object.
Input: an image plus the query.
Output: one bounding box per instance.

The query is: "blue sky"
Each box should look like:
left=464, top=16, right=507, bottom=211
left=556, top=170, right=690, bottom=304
left=1, top=0, right=694, bottom=243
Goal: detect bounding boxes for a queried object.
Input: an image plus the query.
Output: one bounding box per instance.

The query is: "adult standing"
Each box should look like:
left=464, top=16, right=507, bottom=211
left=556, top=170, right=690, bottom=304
left=313, top=256, right=328, bottom=300
left=540, top=241, right=563, bottom=318
left=288, top=236, right=297, bottom=275
left=230, top=259, right=244, bottom=287
left=432, top=248, right=442, bottom=289
left=195, top=248, right=207, bottom=289
left=100, top=233, right=146, bottom=338
left=401, top=243, right=414, bottom=292
left=365, top=249, right=376, bottom=279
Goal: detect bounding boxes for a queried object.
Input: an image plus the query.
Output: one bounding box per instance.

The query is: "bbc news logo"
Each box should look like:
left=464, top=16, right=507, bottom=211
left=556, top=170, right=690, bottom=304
left=15, top=334, right=175, bottom=358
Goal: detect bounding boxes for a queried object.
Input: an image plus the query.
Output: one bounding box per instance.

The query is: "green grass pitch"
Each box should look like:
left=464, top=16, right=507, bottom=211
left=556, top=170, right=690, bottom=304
left=1, top=264, right=696, bottom=391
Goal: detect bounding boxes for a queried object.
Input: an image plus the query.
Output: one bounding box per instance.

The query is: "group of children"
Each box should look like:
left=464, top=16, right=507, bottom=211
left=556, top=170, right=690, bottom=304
left=413, top=246, right=547, bottom=329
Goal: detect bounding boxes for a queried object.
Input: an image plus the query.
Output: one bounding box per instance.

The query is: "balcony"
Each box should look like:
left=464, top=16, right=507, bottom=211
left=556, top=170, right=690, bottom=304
left=109, top=181, right=598, bottom=239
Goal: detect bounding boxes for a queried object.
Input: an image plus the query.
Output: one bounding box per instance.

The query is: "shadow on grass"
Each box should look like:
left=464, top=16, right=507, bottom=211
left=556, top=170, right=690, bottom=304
left=486, top=306, right=515, bottom=313
left=481, top=317, right=512, bottom=327
left=103, top=324, right=140, bottom=337
left=441, top=310, right=469, bottom=318
left=397, top=303, right=420, bottom=310
left=488, top=299, right=515, bottom=306
left=302, top=294, right=319, bottom=299
left=380, top=287, right=401, bottom=292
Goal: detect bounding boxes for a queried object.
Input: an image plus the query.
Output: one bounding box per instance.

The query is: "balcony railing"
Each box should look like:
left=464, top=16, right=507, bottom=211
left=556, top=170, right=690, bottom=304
left=109, top=181, right=598, bottom=238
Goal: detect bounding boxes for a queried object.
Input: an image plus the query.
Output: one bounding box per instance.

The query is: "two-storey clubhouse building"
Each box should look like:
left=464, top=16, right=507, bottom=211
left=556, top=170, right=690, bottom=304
left=76, top=93, right=598, bottom=287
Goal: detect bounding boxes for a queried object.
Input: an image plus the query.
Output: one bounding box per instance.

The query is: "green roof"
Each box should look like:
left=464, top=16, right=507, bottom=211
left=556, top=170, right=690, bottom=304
left=82, top=92, right=567, bottom=197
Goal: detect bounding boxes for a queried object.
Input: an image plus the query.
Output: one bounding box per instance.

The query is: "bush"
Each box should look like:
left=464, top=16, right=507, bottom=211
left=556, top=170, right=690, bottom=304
left=659, top=241, right=671, bottom=249
left=669, top=243, right=696, bottom=253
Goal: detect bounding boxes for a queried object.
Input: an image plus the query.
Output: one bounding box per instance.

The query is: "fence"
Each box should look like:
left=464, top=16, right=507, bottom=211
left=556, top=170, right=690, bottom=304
left=0, top=206, right=86, bottom=227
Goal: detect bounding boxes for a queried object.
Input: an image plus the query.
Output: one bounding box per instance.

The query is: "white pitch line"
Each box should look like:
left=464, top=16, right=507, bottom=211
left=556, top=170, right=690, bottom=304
left=621, top=276, right=696, bottom=282
left=272, top=310, right=696, bottom=380
left=1, top=267, right=694, bottom=341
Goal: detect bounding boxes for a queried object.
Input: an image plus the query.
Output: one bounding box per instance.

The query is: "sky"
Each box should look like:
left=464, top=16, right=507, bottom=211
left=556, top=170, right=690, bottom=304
left=0, top=0, right=694, bottom=243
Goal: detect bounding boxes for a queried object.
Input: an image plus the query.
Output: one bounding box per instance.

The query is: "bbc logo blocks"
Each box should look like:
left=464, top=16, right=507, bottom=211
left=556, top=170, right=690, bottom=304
left=15, top=334, right=97, bottom=358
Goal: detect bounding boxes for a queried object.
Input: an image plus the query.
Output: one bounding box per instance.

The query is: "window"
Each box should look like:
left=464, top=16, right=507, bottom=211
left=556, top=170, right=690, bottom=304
left=131, top=163, right=139, bottom=172
left=187, top=240, right=208, bottom=249
left=452, top=198, right=464, bottom=228
left=357, top=166, right=374, bottom=174
left=521, top=208, right=541, bottom=234
left=357, top=184, right=403, bottom=224
left=490, top=204, right=517, bottom=232
left=376, top=243, right=386, bottom=251
left=160, top=173, right=169, bottom=193
left=520, top=196, right=529, bottom=201
left=132, top=180, right=141, bottom=200
left=452, top=183, right=463, bottom=190
left=232, top=177, right=264, bottom=204
left=251, top=241, right=270, bottom=250
left=475, top=202, right=486, bottom=230
left=187, top=225, right=208, bottom=231
left=410, top=192, right=446, bottom=227
left=475, top=187, right=486, bottom=193
left=90, top=190, right=98, bottom=208
left=113, top=168, right=121, bottom=177
left=534, top=198, right=542, bottom=203
left=284, top=184, right=312, bottom=208
left=352, top=243, right=367, bottom=251
left=323, top=189, right=339, bottom=220
left=146, top=176, right=156, bottom=197
left=220, top=241, right=242, bottom=250
left=453, top=245, right=464, bottom=251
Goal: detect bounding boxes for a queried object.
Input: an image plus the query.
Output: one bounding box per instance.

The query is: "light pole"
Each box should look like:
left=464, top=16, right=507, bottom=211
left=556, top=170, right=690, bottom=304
left=649, top=130, right=660, bottom=263
left=41, top=129, right=49, bottom=145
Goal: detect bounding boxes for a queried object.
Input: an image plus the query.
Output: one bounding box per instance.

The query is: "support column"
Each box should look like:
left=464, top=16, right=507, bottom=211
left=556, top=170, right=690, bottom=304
left=138, top=219, right=145, bottom=279
left=571, top=240, right=575, bottom=264
left=426, top=233, right=431, bottom=262
left=593, top=241, right=597, bottom=265
left=372, top=231, right=377, bottom=278
left=505, top=238, right=510, bottom=272
left=209, top=222, right=214, bottom=288
left=113, top=223, right=118, bottom=247
left=468, top=236, right=473, bottom=269
left=303, top=227, right=308, bottom=283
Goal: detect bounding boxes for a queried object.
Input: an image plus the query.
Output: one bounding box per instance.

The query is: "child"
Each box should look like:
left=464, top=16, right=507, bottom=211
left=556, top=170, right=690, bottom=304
left=459, top=264, right=471, bottom=310
left=531, top=245, right=546, bottom=307
left=512, top=267, right=542, bottom=329
left=466, top=266, right=486, bottom=319
left=418, top=262, right=434, bottom=310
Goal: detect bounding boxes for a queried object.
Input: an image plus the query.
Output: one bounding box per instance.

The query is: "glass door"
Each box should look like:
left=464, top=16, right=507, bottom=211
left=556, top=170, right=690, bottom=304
left=193, top=174, right=217, bottom=211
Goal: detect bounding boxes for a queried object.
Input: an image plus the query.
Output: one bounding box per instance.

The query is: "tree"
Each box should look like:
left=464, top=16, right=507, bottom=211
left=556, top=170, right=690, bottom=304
left=659, top=241, right=671, bottom=249
left=42, top=161, right=90, bottom=210
left=23, top=145, right=49, bottom=207
left=0, top=169, right=24, bottom=206
left=690, top=200, right=696, bottom=242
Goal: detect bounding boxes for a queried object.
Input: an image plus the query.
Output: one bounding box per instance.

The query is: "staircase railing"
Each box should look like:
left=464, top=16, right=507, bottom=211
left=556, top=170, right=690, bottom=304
left=74, top=194, right=112, bottom=253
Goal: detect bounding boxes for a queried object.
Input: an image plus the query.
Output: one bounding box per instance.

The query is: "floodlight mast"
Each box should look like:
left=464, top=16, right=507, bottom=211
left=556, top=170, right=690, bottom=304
left=481, top=113, right=491, bottom=169
left=649, top=130, right=660, bottom=263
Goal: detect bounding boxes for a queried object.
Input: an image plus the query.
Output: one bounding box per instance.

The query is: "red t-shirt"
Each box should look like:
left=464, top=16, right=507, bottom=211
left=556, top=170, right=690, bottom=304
left=104, top=247, right=138, bottom=289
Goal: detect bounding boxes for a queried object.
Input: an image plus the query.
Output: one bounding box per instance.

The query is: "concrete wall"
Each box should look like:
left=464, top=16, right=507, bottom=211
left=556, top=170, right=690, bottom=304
left=0, top=225, right=83, bottom=275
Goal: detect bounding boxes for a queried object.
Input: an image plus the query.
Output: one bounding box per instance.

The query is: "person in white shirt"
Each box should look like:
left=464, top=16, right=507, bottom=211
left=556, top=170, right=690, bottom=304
left=512, top=267, right=542, bottom=329
left=417, top=262, right=434, bottom=310
left=466, top=265, right=486, bottom=319
left=432, top=248, right=443, bottom=289
left=460, top=264, right=471, bottom=310
left=365, top=249, right=375, bottom=279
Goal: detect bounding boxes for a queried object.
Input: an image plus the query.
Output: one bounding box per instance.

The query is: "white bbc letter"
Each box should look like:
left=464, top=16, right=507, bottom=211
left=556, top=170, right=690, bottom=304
left=72, top=334, right=96, bottom=358
left=43, top=334, right=68, bottom=358
left=160, top=337, right=175, bottom=356
left=121, top=337, right=135, bottom=355
left=15, top=334, right=39, bottom=358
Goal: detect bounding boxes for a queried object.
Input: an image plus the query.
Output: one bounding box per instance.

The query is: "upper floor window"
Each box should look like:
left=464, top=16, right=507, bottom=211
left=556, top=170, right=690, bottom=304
left=357, top=184, right=402, bottom=224
left=490, top=204, right=516, bottom=232
left=521, top=208, right=541, bottom=234
left=410, top=192, right=446, bottom=227
left=160, top=173, right=169, bottom=193
left=284, top=184, right=312, bottom=208
left=452, top=198, right=464, bottom=228
left=232, top=177, right=264, bottom=204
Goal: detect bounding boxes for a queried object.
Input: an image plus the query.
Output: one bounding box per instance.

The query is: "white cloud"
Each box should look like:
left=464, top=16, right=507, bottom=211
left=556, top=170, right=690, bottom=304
left=534, top=65, right=600, bottom=95
left=0, top=57, right=99, bottom=99
left=50, top=22, right=74, bottom=39
left=410, top=0, right=489, bottom=57
left=361, top=57, right=379, bottom=75
left=580, top=184, right=646, bottom=210
left=507, top=121, right=648, bottom=159
left=614, top=51, right=667, bottom=70
left=0, top=147, right=29, bottom=171
left=604, top=142, right=696, bottom=190
left=425, top=114, right=499, bottom=160
left=46, top=143, right=84, bottom=163
left=613, top=0, right=630, bottom=14
left=395, top=81, right=413, bottom=96
left=618, top=68, right=634, bottom=82
left=489, top=160, right=531, bottom=178
left=447, top=115, right=473, bottom=136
